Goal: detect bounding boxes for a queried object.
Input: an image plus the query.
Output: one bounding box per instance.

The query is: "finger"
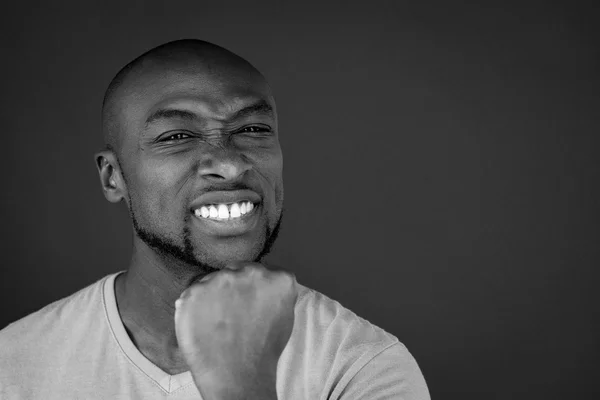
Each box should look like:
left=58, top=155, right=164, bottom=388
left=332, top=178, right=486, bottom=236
left=199, top=272, right=217, bottom=282
left=174, top=297, right=183, bottom=326
left=261, top=262, right=292, bottom=275
left=187, top=271, right=219, bottom=288
left=179, top=275, right=212, bottom=300
left=223, top=262, right=249, bottom=271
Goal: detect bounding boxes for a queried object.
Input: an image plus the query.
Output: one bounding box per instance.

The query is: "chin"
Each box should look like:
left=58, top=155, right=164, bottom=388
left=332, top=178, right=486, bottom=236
left=196, top=238, right=265, bottom=269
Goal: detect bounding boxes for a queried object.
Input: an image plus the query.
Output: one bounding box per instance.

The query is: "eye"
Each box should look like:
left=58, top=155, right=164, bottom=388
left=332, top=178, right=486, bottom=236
left=161, top=132, right=192, bottom=142
left=239, top=126, right=271, bottom=134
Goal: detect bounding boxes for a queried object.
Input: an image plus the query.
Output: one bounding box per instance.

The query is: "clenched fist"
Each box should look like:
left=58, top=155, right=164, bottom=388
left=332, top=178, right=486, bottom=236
left=174, top=262, right=298, bottom=399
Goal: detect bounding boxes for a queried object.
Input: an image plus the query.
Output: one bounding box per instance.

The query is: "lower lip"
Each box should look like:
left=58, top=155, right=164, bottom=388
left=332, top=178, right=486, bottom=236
left=191, top=203, right=261, bottom=236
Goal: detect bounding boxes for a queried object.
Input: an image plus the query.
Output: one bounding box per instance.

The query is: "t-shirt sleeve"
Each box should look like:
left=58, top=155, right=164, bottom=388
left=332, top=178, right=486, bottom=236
left=336, top=342, right=431, bottom=400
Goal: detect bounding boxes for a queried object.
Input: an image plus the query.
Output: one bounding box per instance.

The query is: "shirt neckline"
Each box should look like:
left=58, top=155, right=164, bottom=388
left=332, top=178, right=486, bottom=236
left=103, top=271, right=194, bottom=393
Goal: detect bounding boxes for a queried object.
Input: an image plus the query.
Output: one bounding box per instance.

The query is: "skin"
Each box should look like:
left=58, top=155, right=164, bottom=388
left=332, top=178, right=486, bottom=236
left=174, top=262, right=297, bottom=399
left=94, top=44, right=284, bottom=375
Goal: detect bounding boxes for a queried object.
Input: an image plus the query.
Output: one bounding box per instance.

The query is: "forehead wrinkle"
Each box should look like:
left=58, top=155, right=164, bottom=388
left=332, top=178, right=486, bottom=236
left=144, top=109, right=199, bottom=129
left=101, top=40, right=274, bottom=152
left=144, top=96, right=274, bottom=128
left=126, top=69, right=274, bottom=129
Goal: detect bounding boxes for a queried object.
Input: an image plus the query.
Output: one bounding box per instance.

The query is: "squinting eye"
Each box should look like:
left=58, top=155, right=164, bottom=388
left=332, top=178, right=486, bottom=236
left=241, top=126, right=270, bottom=133
left=162, top=132, right=191, bottom=141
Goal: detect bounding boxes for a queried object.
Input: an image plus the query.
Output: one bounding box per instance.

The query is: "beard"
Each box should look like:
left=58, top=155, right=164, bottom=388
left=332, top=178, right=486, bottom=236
left=129, top=203, right=283, bottom=276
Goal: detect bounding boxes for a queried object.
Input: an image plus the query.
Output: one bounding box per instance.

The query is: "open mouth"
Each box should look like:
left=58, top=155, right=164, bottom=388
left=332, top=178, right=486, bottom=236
left=192, top=200, right=258, bottom=221
left=189, top=190, right=262, bottom=236
left=190, top=200, right=261, bottom=236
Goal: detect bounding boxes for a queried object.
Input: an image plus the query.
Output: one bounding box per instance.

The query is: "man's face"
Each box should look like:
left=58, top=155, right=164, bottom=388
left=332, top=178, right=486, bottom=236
left=115, top=64, right=283, bottom=271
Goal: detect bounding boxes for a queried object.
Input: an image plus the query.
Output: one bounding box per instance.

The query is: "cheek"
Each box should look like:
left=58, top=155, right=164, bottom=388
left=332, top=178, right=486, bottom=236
left=261, top=157, right=284, bottom=214
left=250, top=148, right=282, bottom=188
left=271, top=151, right=284, bottom=202
left=138, top=157, right=183, bottom=184
left=133, top=159, right=189, bottom=215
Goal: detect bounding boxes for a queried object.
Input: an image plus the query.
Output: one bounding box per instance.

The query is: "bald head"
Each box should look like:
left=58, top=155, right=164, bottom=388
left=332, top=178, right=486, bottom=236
left=101, top=39, right=271, bottom=158
left=95, top=39, right=282, bottom=270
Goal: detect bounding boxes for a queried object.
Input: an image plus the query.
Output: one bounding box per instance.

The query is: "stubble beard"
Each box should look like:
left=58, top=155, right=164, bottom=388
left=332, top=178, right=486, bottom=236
left=129, top=203, right=283, bottom=276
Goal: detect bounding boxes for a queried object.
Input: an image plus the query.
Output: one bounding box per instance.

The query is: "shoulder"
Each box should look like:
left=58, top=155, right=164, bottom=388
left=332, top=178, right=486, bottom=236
left=333, top=341, right=431, bottom=399
left=0, top=273, right=111, bottom=360
left=286, top=283, right=430, bottom=399
left=294, top=282, right=398, bottom=348
left=287, top=281, right=400, bottom=377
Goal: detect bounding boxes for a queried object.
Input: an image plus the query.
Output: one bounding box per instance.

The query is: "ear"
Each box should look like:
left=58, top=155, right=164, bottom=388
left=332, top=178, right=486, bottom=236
left=94, top=150, right=127, bottom=204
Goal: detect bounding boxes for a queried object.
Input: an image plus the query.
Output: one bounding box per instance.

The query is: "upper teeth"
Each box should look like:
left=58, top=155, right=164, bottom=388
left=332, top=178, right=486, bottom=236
left=194, top=201, right=255, bottom=220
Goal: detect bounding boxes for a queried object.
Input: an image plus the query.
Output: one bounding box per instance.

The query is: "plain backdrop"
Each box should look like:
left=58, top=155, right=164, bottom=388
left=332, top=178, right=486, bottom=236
left=0, top=2, right=598, bottom=399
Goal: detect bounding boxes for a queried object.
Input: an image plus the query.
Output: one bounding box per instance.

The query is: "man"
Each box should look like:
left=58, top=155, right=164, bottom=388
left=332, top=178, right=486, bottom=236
left=0, top=39, right=430, bottom=399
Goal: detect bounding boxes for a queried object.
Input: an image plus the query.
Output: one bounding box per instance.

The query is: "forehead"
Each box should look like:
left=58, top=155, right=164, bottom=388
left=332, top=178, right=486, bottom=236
left=117, top=66, right=274, bottom=127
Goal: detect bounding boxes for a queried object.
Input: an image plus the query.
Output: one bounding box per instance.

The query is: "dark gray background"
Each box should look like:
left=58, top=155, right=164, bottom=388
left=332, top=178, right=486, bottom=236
left=1, top=2, right=598, bottom=399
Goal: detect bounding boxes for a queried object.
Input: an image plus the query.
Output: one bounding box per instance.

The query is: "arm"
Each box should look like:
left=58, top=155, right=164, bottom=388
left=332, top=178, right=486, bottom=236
left=174, top=263, right=296, bottom=400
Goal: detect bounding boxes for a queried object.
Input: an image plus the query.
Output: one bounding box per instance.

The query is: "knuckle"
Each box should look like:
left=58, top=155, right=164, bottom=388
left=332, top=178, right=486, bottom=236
left=242, top=263, right=266, bottom=278
left=274, top=270, right=296, bottom=288
left=280, top=269, right=296, bottom=281
left=179, top=286, right=196, bottom=300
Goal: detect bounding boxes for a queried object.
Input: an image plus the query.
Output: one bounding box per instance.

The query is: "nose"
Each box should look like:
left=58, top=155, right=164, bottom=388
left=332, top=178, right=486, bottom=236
left=196, top=146, right=252, bottom=183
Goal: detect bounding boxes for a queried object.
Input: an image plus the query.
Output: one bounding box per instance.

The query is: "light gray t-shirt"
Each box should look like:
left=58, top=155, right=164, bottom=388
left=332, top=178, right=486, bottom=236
left=0, top=271, right=430, bottom=399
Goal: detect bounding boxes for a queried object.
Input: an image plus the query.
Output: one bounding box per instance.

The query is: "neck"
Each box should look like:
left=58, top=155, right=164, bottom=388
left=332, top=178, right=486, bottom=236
left=115, top=238, right=210, bottom=374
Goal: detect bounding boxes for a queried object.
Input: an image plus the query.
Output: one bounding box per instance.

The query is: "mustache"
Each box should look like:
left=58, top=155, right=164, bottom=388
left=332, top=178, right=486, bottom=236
left=194, top=182, right=260, bottom=196
left=203, top=182, right=254, bottom=191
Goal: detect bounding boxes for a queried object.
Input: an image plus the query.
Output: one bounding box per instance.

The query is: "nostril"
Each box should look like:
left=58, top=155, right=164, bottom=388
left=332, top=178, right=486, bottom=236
left=198, top=155, right=252, bottom=181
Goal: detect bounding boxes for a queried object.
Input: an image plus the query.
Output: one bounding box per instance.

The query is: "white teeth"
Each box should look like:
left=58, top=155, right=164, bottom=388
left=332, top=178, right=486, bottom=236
left=230, top=203, right=241, bottom=218
left=194, top=201, right=257, bottom=220
left=200, top=206, right=209, bottom=218
left=217, top=204, right=229, bottom=219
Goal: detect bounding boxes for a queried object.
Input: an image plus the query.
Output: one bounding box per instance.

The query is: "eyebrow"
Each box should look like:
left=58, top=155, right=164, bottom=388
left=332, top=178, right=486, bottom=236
left=144, top=100, right=274, bottom=128
left=230, top=100, right=274, bottom=120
